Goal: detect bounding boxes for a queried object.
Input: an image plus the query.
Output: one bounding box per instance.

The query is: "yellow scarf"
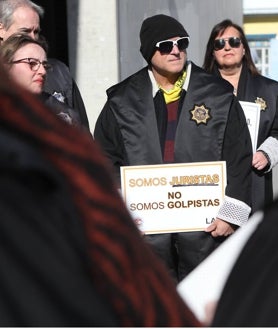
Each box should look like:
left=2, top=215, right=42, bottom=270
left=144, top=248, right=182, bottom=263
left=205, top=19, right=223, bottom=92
left=159, top=70, right=187, bottom=104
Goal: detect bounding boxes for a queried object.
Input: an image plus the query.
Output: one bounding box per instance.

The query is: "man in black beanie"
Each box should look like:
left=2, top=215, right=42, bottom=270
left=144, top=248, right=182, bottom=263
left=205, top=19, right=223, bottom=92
left=94, top=14, right=253, bottom=282
left=140, top=14, right=189, bottom=63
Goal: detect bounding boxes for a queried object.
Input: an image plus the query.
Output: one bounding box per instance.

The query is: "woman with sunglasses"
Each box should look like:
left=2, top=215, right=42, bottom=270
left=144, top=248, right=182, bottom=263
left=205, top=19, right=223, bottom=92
left=203, top=19, right=278, bottom=214
left=94, top=14, right=253, bottom=282
left=0, top=33, right=80, bottom=126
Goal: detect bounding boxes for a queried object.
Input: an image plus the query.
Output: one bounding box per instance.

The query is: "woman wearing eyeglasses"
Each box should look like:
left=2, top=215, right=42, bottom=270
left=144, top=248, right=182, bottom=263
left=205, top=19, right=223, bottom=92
left=0, top=33, right=80, bottom=126
left=94, top=14, right=253, bottom=282
left=203, top=19, right=278, bottom=214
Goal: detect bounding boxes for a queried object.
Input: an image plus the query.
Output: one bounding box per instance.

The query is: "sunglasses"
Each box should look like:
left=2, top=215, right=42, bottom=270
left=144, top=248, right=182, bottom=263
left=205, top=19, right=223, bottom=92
left=213, top=37, right=241, bottom=51
left=155, top=36, right=190, bottom=54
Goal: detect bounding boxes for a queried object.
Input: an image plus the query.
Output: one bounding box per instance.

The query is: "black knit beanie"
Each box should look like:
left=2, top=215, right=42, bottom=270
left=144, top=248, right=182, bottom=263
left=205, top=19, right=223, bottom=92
left=140, top=14, right=189, bottom=63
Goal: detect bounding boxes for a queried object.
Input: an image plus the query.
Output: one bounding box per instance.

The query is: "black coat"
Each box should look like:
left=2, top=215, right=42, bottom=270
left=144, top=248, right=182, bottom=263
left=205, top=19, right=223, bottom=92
left=40, top=91, right=81, bottom=126
left=44, top=58, right=90, bottom=130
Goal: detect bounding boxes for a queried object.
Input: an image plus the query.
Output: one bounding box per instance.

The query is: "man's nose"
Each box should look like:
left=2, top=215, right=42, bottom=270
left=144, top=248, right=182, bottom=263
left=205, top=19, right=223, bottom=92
left=28, top=32, right=36, bottom=40
left=171, top=44, right=180, bottom=53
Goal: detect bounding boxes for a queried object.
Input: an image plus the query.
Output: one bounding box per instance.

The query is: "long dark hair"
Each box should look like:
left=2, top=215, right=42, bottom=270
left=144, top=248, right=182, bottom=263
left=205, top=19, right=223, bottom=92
left=203, top=19, right=259, bottom=76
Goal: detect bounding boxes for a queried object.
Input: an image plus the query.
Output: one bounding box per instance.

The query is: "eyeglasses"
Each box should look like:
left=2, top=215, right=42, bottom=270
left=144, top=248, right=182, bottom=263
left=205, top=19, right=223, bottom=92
left=10, top=58, right=52, bottom=71
left=213, top=37, right=241, bottom=51
left=155, top=36, right=190, bottom=54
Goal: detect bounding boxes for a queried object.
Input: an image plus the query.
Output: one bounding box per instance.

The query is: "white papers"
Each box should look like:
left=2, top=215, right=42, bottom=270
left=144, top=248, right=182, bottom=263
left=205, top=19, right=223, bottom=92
left=240, top=101, right=261, bottom=153
left=177, top=211, right=263, bottom=323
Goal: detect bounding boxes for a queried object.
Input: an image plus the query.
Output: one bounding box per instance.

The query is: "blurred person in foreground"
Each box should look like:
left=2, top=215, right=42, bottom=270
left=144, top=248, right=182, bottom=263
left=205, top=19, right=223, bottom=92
left=209, top=198, right=278, bottom=326
left=0, top=60, right=200, bottom=327
left=0, top=0, right=90, bottom=129
left=94, top=14, right=253, bottom=282
left=0, top=33, right=79, bottom=125
left=203, top=19, right=278, bottom=213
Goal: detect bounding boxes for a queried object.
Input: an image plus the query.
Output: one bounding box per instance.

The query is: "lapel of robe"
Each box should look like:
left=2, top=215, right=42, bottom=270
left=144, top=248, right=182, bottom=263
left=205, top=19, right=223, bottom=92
left=112, top=67, right=163, bottom=165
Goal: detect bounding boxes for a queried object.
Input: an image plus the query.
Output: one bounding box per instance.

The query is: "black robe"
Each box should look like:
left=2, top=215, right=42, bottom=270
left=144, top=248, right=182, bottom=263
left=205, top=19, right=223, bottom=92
left=45, top=58, right=90, bottom=130
left=213, top=62, right=278, bottom=213
left=94, top=62, right=253, bottom=280
left=238, top=64, right=278, bottom=212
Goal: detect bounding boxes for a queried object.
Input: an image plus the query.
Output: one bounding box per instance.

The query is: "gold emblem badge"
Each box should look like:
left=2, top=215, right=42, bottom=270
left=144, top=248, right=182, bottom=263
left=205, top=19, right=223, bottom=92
left=190, top=104, right=211, bottom=125
left=255, top=97, right=267, bottom=111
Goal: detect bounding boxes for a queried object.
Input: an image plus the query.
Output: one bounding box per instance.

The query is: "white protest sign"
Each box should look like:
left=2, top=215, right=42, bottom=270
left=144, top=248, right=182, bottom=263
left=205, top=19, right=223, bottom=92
left=120, top=161, right=227, bottom=234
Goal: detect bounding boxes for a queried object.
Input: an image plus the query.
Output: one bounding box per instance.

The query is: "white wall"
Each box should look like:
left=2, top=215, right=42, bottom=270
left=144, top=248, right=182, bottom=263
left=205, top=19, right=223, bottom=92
left=67, top=0, right=118, bottom=132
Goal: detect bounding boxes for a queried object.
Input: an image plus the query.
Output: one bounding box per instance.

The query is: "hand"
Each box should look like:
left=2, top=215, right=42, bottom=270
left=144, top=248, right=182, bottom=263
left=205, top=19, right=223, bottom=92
left=252, top=151, right=268, bottom=171
left=133, top=218, right=145, bottom=236
left=204, top=301, right=218, bottom=326
left=205, top=218, right=235, bottom=237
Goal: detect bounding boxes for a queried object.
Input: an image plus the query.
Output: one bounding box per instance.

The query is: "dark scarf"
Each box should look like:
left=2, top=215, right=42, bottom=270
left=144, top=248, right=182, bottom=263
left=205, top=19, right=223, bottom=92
left=154, top=89, right=186, bottom=162
left=236, top=61, right=248, bottom=100
left=212, top=60, right=249, bottom=99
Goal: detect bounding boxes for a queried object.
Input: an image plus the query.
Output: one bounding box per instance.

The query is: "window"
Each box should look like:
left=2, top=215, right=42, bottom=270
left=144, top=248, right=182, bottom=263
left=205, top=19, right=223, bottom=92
left=248, top=40, right=269, bottom=76
left=247, top=34, right=275, bottom=78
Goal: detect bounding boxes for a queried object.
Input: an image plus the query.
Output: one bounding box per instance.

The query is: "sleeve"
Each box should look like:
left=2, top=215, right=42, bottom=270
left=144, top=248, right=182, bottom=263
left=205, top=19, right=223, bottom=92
left=45, top=58, right=90, bottom=130
left=268, top=95, right=278, bottom=140
left=257, top=95, right=278, bottom=171
left=217, top=97, right=253, bottom=226
left=94, top=102, right=128, bottom=184
left=258, top=136, right=278, bottom=171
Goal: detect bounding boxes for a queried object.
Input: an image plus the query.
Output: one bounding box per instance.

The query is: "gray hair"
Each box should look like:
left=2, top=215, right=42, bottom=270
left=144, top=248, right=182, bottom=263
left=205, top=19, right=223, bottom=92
left=0, top=0, right=44, bottom=29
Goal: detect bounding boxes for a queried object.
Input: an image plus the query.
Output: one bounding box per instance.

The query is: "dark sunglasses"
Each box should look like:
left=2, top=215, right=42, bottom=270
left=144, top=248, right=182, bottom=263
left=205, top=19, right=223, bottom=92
left=213, top=37, right=241, bottom=51
left=155, top=36, right=190, bottom=54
